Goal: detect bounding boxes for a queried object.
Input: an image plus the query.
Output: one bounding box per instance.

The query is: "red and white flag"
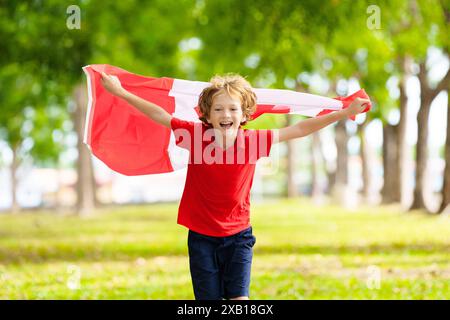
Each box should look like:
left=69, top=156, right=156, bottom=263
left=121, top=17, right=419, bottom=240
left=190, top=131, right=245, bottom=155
left=83, top=64, right=370, bottom=175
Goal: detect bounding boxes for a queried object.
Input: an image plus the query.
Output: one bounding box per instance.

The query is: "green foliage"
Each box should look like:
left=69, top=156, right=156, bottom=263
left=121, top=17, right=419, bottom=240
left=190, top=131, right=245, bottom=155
left=0, top=0, right=196, bottom=167
left=87, top=0, right=196, bottom=78
left=0, top=63, right=39, bottom=146
left=0, top=0, right=448, bottom=171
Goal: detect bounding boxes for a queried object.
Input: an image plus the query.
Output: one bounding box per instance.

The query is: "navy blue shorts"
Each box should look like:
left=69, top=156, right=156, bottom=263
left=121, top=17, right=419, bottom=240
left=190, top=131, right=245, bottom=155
left=187, top=226, right=256, bottom=300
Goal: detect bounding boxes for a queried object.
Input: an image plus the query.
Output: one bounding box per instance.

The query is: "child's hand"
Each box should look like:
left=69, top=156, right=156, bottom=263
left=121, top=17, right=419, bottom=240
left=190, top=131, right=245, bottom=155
left=101, top=72, right=125, bottom=97
left=345, top=97, right=371, bottom=117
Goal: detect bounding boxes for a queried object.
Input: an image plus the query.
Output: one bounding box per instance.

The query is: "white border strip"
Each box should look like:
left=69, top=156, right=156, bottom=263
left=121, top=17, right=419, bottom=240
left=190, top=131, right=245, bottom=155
left=82, top=66, right=93, bottom=151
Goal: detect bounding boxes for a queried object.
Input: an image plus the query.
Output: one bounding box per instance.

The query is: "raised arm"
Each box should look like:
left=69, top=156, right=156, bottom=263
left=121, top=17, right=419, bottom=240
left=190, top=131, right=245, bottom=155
left=100, top=72, right=172, bottom=128
left=274, top=97, right=370, bottom=143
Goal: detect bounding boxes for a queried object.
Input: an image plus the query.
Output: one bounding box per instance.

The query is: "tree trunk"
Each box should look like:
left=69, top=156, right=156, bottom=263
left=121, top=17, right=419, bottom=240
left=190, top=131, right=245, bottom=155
left=410, top=59, right=450, bottom=211
left=73, top=84, right=96, bottom=215
left=331, top=119, right=349, bottom=203
left=410, top=62, right=431, bottom=211
left=396, top=57, right=411, bottom=204
left=358, top=119, right=370, bottom=201
left=286, top=114, right=297, bottom=198
left=324, top=82, right=337, bottom=195
left=381, top=123, right=400, bottom=203
left=439, top=89, right=450, bottom=213
left=410, top=96, right=432, bottom=210
left=10, top=145, right=20, bottom=213
left=326, top=167, right=336, bottom=195
left=437, top=0, right=450, bottom=213
left=334, top=119, right=348, bottom=185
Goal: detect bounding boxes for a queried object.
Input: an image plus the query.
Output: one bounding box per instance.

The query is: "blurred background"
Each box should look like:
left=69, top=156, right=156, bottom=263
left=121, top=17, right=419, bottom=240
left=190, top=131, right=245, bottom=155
left=0, top=0, right=449, bottom=299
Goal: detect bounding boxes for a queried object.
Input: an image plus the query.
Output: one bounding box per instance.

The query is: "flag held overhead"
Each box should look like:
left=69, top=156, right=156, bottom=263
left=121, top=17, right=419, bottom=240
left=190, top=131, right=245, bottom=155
left=82, top=64, right=371, bottom=176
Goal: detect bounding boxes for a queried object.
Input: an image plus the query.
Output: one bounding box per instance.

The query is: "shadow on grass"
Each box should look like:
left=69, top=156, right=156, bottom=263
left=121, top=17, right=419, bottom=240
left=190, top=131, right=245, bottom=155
left=0, top=243, right=448, bottom=265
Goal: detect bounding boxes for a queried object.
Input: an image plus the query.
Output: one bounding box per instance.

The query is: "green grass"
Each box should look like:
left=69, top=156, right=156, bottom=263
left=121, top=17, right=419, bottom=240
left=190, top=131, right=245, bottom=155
left=0, top=199, right=449, bottom=299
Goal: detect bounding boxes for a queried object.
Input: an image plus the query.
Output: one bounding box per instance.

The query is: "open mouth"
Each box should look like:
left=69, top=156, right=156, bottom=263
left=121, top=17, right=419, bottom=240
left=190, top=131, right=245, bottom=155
left=219, top=121, right=233, bottom=129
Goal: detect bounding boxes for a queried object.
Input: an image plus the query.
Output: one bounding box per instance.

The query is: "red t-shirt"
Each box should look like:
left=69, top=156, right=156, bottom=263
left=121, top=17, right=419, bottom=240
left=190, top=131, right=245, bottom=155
left=170, top=117, right=273, bottom=237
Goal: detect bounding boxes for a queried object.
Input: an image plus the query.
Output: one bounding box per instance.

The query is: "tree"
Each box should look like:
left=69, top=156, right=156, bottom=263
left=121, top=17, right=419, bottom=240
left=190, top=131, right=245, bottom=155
left=438, top=0, right=450, bottom=213
left=0, top=1, right=96, bottom=213
left=0, top=0, right=197, bottom=214
left=0, top=64, right=36, bottom=212
left=317, top=1, right=392, bottom=204
left=410, top=0, right=449, bottom=210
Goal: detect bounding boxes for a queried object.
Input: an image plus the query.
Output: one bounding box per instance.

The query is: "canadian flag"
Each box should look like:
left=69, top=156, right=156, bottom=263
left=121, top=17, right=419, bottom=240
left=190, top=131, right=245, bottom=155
left=83, top=64, right=370, bottom=175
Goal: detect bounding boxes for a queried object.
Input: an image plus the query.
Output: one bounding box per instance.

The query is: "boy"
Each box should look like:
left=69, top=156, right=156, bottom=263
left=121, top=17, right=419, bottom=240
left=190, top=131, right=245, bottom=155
left=100, top=72, right=369, bottom=300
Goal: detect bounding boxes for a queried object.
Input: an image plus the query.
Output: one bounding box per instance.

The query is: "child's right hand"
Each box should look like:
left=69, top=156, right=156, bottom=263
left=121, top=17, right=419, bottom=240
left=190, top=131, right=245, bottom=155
left=101, top=72, right=125, bottom=97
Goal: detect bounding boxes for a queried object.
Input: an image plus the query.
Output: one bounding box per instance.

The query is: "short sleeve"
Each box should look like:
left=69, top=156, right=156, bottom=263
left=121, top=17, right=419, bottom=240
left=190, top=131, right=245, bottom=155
left=171, top=117, right=194, bottom=131
left=256, top=129, right=273, bottom=158
left=171, top=117, right=195, bottom=150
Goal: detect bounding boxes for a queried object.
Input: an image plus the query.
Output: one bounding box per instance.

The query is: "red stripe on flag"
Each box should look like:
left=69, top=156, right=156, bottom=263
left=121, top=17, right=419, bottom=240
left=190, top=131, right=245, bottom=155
left=84, top=65, right=176, bottom=175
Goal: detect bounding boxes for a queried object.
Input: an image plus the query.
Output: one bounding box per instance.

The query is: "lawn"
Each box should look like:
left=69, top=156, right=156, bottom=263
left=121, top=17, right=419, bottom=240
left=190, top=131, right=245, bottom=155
left=0, top=199, right=449, bottom=299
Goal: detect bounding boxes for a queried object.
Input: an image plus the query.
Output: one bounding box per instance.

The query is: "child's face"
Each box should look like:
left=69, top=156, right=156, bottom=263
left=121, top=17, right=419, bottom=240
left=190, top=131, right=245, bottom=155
left=206, top=91, right=244, bottom=135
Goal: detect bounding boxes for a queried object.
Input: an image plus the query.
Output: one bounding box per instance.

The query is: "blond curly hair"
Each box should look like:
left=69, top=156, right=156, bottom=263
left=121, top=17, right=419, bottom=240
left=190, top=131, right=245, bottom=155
left=198, top=74, right=257, bottom=126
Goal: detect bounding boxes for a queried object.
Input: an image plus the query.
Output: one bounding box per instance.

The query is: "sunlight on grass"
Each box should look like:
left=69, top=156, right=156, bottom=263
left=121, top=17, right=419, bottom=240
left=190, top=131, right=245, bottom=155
left=0, top=200, right=449, bottom=299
